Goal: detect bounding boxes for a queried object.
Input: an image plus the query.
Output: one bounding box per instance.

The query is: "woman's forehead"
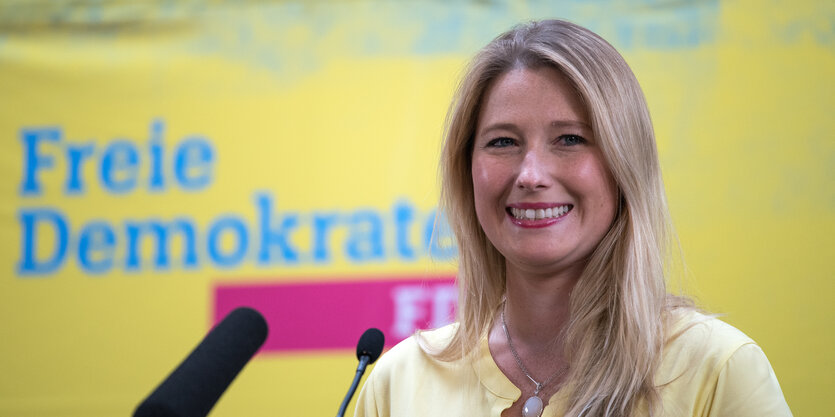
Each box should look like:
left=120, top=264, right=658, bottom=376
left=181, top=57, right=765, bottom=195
left=476, top=67, right=590, bottom=134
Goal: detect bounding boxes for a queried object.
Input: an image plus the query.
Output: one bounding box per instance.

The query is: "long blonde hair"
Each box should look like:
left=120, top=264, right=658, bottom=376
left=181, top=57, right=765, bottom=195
left=428, top=19, right=690, bottom=416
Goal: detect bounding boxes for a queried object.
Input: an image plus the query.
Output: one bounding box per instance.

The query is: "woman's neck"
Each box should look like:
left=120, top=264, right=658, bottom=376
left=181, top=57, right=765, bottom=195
left=502, top=263, right=581, bottom=349
left=487, top=263, right=580, bottom=406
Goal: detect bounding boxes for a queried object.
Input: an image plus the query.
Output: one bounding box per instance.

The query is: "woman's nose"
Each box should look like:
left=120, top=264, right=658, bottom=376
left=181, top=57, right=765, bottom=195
left=516, top=148, right=551, bottom=191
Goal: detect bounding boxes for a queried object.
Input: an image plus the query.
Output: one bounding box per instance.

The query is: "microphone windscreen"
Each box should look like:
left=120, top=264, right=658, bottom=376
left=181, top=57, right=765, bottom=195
left=134, top=307, right=268, bottom=417
left=356, top=328, right=385, bottom=364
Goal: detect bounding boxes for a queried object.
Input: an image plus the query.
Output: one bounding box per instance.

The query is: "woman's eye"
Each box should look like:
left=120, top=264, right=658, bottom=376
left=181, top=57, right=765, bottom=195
left=486, top=137, right=516, bottom=148
left=559, top=134, right=586, bottom=146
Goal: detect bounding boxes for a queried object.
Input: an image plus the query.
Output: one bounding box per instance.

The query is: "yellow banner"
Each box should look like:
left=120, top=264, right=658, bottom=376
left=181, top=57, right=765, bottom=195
left=0, top=1, right=832, bottom=416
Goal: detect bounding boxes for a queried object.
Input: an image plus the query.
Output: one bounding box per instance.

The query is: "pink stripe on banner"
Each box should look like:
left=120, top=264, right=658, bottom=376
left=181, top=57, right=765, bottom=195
left=213, top=276, right=456, bottom=354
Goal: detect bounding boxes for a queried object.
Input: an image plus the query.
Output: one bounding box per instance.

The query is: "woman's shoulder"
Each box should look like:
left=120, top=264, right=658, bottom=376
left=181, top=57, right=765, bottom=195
left=371, top=323, right=460, bottom=376
left=354, top=323, right=469, bottom=417
left=662, top=309, right=758, bottom=376
left=666, top=309, right=755, bottom=351
left=658, top=309, right=792, bottom=416
left=356, top=322, right=502, bottom=416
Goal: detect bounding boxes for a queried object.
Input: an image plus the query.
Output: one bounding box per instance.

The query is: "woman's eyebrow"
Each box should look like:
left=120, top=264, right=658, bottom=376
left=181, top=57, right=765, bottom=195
left=478, top=120, right=591, bottom=136
left=550, top=120, right=591, bottom=129
left=478, top=122, right=522, bottom=136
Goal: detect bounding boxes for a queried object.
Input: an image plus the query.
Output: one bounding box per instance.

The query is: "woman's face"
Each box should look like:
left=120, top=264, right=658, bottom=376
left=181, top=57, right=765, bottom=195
left=471, top=67, right=618, bottom=276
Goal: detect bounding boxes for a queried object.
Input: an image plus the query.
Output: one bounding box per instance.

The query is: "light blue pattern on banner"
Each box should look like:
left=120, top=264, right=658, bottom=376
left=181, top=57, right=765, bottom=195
left=0, top=1, right=722, bottom=72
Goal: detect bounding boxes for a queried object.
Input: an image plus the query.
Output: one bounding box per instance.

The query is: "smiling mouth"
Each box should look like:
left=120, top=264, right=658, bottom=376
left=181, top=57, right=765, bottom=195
left=509, top=205, right=573, bottom=220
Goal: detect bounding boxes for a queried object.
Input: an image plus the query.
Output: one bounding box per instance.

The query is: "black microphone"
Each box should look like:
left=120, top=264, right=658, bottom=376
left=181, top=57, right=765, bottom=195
left=134, top=307, right=269, bottom=417
left=336, top=328, right=385, bottom=417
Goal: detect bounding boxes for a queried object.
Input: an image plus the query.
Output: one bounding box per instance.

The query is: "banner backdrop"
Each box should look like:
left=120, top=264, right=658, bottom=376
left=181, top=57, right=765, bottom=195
left=1, top=1, right=832, bottom=416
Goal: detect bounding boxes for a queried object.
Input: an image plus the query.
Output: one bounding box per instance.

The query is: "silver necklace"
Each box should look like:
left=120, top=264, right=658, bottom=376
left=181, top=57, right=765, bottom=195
left=501, top=304, right=568, bottom=417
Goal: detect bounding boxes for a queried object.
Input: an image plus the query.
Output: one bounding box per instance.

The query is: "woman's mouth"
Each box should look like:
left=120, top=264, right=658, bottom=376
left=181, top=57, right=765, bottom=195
left=508, top=204, right=573, bottom=220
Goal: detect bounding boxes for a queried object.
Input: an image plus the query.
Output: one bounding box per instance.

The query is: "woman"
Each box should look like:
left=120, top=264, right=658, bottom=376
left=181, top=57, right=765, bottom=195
left=355, top=20, right=791, bottom=417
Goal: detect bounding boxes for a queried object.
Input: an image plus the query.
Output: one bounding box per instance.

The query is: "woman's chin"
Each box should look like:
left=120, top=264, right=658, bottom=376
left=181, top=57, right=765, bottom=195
left=503, top=251, right=581, bottom=274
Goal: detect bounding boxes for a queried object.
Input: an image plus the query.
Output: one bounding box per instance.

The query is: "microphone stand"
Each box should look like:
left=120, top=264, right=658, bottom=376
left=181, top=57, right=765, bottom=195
left=336, top=354, right=372, bottom=417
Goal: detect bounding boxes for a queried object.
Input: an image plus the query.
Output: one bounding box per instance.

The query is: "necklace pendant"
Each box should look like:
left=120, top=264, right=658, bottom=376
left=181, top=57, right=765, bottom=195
left=522, top=395, right=544, bottom=417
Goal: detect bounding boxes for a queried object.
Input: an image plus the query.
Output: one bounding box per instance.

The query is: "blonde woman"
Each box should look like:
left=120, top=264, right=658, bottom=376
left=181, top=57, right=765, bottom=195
left=355, top=20, right=791, bottom=417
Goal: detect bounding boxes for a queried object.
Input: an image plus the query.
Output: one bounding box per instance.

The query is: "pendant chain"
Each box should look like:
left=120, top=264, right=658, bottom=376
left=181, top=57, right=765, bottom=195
left=500, top=303, right=568, bottom=396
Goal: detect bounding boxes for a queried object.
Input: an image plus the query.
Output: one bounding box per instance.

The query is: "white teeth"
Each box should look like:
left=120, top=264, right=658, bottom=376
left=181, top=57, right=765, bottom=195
left=511, top=205, right=572, bottom=220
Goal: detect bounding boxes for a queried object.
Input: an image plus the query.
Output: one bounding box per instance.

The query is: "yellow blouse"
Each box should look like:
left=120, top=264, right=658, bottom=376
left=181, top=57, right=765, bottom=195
left=354, top=311, right=791, bottom=416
